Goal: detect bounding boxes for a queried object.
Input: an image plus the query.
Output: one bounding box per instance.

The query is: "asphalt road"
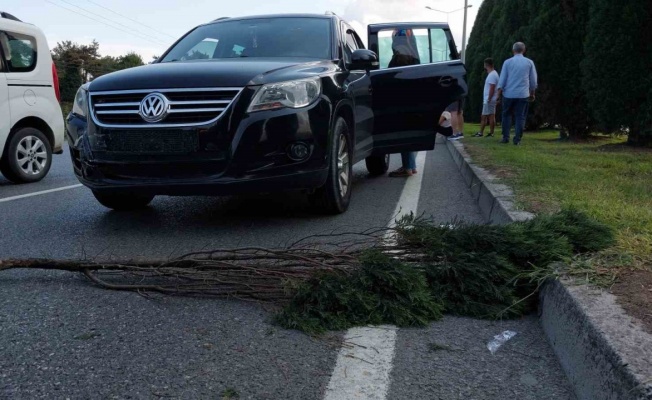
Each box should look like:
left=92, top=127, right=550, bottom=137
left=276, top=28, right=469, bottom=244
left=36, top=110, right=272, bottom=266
left=0, top=138, right=575, bottom=399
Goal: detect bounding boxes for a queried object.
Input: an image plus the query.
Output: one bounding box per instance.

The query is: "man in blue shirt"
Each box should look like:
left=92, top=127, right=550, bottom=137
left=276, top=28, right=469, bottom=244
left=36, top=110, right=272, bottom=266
left=497, top=42, right=538, bottom=145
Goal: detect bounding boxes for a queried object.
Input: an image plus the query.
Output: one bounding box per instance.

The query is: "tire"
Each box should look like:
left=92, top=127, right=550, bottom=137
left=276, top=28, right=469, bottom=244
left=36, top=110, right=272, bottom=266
left=309, top=117, right=353, bottom=214
left=0, top=127, right=52, bottom=183
left=92, top=190, right=155, bottom=211
left=365, top=154, right=390, bottom=176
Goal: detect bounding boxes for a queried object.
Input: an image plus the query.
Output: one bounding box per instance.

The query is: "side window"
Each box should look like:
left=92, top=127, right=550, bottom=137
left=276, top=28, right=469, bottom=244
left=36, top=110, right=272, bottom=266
left=0, top=31, right=37, bottom=72
left=377, top=28, right=452, bottom=69
left=342, top=26, right=360, bottom=64
left=430, top=29, right=453, bottom=63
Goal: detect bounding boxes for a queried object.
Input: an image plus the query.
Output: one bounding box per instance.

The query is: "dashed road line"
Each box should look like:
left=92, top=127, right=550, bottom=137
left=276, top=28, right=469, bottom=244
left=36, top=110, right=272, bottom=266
left=323, top=151, right=427, bottom=400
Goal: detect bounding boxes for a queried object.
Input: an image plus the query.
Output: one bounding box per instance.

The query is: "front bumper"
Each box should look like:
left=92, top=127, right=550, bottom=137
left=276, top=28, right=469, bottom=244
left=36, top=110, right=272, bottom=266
left=67, top=93, right=333, bottom=196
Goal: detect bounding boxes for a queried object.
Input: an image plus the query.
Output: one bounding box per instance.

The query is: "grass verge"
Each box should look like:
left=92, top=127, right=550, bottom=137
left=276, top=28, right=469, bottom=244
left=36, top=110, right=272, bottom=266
left=461, top=125, right=652, bottom=284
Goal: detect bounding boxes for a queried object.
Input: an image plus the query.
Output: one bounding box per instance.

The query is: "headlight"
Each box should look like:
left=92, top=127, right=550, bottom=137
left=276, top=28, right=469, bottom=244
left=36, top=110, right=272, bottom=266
left=71, top=85, right=88, bottom=118
left=248, top=78, right=321, bottom=112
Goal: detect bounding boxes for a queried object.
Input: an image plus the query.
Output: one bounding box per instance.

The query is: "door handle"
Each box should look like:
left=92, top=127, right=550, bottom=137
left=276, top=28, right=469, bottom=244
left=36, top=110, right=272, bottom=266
left=439, top=76, right=455, bottom=87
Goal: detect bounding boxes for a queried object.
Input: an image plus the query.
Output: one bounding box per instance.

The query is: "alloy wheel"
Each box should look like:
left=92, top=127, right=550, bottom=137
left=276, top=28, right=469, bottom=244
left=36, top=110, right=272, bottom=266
left=337, top=133, right=350, bottom=198
left=16, top=136, right=48, bottom=175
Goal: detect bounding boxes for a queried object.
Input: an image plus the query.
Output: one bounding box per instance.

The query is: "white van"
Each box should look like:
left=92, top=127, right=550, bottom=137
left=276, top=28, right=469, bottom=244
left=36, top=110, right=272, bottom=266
left=0, top=12, right=64, bottom=183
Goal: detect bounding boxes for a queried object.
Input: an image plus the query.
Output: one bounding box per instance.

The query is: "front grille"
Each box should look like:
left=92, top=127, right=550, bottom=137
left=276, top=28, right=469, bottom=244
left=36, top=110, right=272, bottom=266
left=90, top=87, right=242, bottom=128
left=105, top=129, right=199, bottom=154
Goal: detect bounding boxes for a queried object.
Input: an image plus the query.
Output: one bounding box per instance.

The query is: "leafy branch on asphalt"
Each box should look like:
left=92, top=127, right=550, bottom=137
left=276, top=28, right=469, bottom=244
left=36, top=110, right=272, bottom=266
left=0, top=210, right=614, bottom=334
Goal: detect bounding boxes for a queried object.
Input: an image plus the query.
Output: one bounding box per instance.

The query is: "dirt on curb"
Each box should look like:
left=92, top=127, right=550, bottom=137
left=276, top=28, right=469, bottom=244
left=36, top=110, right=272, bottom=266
left=611, top=269, right=652, bottom=335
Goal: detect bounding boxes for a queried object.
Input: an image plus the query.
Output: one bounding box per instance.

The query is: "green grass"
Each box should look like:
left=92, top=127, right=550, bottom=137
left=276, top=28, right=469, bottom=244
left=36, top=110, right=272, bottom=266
left=461, top=125, right=652, bottom=262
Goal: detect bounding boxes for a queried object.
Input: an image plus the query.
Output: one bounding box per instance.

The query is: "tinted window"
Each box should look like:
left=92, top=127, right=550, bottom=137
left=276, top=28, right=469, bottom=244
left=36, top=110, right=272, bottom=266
left=430, top=29, right=453, bottom=62
left=377, top=28, right=452, bottom=69
left=0, top=31, right=37, bottom=72
left=162, top=18, right=332, bottom=62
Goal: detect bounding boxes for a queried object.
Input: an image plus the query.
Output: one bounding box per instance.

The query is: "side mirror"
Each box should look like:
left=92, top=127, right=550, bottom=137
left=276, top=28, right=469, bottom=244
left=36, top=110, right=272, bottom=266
left=348, top=49, right=379, bottom=71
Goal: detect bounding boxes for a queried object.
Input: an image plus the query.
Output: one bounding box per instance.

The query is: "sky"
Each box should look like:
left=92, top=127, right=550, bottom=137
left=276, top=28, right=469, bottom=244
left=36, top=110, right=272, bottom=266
left=5, top=0, right=482, bottom=60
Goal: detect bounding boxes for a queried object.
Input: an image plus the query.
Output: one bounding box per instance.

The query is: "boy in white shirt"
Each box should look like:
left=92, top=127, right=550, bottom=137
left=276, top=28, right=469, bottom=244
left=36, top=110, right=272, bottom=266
left=474, top=58, right=500, bottom=137
left=439, top=110, right=453, bottom=136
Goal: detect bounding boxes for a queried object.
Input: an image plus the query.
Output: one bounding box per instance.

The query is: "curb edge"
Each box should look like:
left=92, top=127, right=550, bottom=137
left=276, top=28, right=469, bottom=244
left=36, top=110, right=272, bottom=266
left=444, top=138, right=652, bottom=400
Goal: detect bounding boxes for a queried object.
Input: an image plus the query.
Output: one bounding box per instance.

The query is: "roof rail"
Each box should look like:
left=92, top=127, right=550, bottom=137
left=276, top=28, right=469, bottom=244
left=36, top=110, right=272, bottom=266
left=212, top=17, right=230, bottom=22
left=325, top=11, right=338, bottom=16
left=0, top=11, right=22, bottom=21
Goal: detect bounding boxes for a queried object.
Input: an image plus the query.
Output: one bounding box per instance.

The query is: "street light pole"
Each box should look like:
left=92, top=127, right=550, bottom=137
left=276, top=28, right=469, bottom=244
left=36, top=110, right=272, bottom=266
left=425, top=3, right=472, bottom=63
left=461, top=0, right=468, bottom=64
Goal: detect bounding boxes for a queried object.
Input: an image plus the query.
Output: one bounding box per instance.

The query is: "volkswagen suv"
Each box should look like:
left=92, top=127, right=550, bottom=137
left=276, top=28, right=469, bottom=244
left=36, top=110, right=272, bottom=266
left=67, top=13, right=466, bottom=213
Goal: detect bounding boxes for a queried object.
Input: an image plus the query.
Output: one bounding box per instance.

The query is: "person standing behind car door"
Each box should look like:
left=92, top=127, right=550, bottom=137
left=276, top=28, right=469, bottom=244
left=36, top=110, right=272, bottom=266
left=474, top=58, right=500, bottom=137
left=496, top=42, right=538, bottom=145
left=387, top=29, right=421, bottom=178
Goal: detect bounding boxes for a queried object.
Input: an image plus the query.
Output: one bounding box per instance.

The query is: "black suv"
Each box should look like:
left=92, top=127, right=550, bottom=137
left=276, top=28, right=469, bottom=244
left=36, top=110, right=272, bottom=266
left=67, top=13, right=466, bottom=213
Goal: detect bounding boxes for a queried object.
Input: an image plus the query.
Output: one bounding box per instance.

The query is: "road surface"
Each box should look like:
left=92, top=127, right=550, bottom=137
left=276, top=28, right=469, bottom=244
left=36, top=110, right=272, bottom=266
left=0, top=138, right=574, bottom=399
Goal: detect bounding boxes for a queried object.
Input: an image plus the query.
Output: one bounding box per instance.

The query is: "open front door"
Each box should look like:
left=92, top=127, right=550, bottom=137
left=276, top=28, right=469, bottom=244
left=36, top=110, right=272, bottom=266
left=367, top=23, right=467, bottom=154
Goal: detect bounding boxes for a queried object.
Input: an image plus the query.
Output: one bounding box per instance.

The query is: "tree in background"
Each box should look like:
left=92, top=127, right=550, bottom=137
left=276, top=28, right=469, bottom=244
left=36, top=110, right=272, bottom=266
left=464, top=0, right=538, bottom=127
left=527, top=0, right=593, bottom=138
left=52, top=41, right=100, bottom=102
left=463, top=0, right=496, bottom=124
left=116, top=52, right=145, bottom=70
left=582, top=0, right=652, bottom=147
left=52, top=41, right=144, bottom=103
left=465, top=0, right=652, bottom=146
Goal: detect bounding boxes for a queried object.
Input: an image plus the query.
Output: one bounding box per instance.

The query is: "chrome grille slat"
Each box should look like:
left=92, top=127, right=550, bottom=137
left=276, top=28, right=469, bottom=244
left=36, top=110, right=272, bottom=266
left=168, top=108, right=226, bottom=113
left=168, top=100, right=231, bottom=105
left=96, top=110, right=140, bottom=115
left=94, top=102, right=141, bottom=108
left=89, top=87, right=243, bottom=128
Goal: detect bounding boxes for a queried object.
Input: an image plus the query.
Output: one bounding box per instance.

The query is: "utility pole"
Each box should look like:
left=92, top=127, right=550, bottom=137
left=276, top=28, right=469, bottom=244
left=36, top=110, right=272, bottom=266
left=461, top=0, right=468, bottom=64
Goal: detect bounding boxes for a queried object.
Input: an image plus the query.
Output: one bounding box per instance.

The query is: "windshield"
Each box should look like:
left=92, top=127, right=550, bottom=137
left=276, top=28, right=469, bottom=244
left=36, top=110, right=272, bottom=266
left=161, top=17, right=332, bottom=62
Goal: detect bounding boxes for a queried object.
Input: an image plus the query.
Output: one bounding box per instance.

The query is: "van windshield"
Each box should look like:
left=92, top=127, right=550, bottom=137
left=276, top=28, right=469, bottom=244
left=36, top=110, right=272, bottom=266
left=161, top=17, right=332, bottom=62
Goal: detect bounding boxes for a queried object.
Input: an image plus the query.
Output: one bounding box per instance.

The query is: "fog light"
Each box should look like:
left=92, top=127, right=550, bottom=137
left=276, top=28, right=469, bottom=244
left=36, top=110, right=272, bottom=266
left=287, top=142, right=310, bottom=161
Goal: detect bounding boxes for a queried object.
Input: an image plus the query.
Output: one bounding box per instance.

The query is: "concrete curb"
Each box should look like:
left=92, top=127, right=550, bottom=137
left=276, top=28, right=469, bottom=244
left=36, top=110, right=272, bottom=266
left=444, top=138, right=652, bottom=400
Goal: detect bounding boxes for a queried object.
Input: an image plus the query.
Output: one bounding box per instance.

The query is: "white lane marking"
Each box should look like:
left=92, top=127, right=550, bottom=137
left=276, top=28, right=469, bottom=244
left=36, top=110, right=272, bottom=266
left=324, top=152, right=427, bottom=400
left=387, top=151, right=427, bottom=231
left=0, top=184, right=83, bottom=203
left=324, top=326, right=399, bottom=400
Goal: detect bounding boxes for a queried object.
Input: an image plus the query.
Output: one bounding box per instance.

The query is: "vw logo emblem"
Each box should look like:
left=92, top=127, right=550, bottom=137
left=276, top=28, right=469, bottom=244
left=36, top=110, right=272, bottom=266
left=139, top=93, right=169, bottom=123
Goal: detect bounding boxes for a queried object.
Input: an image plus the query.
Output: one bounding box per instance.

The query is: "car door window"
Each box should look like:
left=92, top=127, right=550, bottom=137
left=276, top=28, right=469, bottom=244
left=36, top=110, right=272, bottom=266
left=0, top=31, right=37, bottom=72
left=430, top=28, right=453, bottom=62
left=342, top=26, right=360, bottom=64
left=376, top=28, right=452, bottom=69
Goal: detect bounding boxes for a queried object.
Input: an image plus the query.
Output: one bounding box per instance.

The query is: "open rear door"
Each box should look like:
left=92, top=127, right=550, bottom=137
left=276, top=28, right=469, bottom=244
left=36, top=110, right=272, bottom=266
left=367, top=23, right=467, bottom=154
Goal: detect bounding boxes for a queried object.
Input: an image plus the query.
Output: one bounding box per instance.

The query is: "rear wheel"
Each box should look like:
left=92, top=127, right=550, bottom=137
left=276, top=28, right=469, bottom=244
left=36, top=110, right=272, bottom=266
left=92, top=190, right=155, bottom=211
left=365, top=154, right=390, bottom=176
left=0, top=127, right=52, bottom=183
left=309, top=117, right=352, bottom=214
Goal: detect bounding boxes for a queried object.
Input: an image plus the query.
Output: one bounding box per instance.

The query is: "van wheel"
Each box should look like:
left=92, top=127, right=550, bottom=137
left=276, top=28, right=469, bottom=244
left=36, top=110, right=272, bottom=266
left=309, top=117, right=352, bottom=214
left=0, top=127, right=52, bottom=183
left=365, top=154, right=390, bottom=176
left=92, top=190, right=155, bottom=211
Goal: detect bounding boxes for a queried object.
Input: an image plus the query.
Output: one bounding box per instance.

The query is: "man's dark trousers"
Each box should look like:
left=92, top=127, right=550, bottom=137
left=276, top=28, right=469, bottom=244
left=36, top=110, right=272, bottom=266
left=501, top=97, right=529, bottom=144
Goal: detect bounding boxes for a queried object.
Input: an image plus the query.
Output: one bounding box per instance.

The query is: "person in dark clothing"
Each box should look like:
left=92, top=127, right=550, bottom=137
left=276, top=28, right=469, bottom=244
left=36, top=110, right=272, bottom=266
left=387, top=29, right=421, bottom=178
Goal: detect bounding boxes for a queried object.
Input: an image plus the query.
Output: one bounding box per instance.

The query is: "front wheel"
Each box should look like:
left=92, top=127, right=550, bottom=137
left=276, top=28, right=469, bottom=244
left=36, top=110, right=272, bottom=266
left=365, top=154, right=390, bottom=176
left=92, top=190, right=155, bottom=211
left=309, top=117, right=352, bottom=214
left=0, top=127, right=52, bottom=183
